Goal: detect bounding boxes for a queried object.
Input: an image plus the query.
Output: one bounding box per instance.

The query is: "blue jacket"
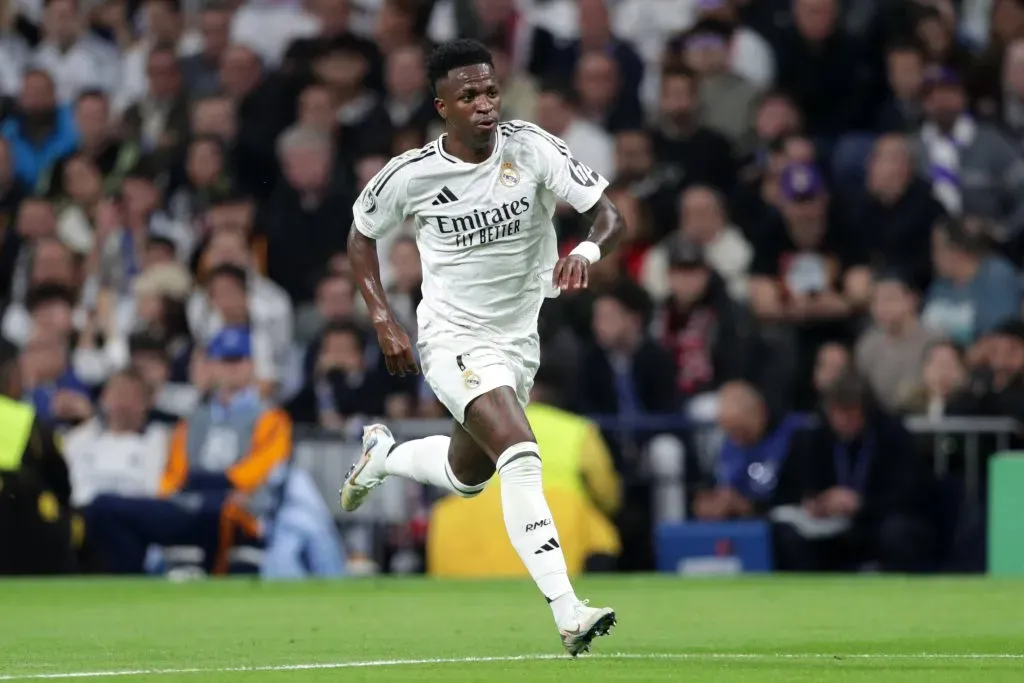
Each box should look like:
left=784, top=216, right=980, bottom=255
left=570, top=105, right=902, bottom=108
left=1, top=107, right=79, bottom=188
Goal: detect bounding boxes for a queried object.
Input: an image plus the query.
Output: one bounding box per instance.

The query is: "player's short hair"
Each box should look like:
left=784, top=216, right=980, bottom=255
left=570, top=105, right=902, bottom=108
left=426, top=39, right=494, bottom=96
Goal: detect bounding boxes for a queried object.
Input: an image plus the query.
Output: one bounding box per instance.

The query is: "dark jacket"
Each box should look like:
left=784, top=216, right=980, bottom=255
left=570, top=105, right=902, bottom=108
left=575, top=338, right=679, bottom=415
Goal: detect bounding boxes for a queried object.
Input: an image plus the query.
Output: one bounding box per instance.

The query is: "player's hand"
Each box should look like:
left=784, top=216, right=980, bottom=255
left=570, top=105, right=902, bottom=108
left=553, top=255, right=589, bottom=291
left=374, top=319, right=419, bottom=377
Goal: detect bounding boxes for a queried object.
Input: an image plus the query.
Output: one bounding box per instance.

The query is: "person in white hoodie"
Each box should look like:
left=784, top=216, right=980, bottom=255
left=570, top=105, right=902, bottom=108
left=642, top=184, right=752, bottom=302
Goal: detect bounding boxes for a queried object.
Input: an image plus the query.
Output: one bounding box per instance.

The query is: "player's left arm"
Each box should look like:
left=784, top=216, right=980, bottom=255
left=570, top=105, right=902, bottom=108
left=553, top=193, right=626, bottom=291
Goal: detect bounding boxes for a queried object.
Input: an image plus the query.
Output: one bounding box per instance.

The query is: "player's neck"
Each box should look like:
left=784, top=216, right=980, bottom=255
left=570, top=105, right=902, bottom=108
left=442, top=130, right=495, bottom=164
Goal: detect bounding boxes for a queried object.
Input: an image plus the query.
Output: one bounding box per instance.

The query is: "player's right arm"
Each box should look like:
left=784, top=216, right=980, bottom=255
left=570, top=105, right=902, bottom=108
left=349, top=161, right=419, bottom=377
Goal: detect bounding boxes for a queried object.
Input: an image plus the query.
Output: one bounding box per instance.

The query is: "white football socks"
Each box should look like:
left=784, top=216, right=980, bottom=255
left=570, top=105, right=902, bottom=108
left=384, top=435, right=486, bottom=498
left=496, top=442, right=579, bottom=627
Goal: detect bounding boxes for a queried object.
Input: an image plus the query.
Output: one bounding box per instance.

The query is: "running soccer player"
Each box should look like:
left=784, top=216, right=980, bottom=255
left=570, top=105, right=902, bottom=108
left=341, top=39, right=624, bottom=656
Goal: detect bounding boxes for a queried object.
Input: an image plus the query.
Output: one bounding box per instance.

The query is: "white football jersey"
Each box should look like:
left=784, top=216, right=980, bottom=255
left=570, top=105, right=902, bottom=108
left=353, top=120, right=609, bottom=344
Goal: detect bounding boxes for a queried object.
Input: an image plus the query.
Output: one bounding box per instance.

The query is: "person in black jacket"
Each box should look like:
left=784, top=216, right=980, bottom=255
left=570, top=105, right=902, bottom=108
left=773, top=371, right=937, bottom=572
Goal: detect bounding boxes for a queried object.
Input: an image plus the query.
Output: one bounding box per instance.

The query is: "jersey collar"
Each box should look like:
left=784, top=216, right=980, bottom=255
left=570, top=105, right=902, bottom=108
left=435, top=124, right=503, bottom=165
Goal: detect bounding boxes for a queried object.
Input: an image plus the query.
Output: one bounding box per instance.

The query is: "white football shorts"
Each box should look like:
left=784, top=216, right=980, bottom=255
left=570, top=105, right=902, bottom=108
left=418, top=334, right=540, bottom=424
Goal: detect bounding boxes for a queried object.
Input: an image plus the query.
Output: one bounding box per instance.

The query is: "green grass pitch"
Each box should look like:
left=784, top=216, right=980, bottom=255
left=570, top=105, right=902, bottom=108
left=0, top=576, right=1021, bottom=682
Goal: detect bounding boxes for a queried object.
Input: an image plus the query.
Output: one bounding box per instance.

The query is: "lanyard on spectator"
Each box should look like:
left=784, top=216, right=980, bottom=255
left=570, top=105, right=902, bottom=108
left=833, top=429, right=874, bottom=494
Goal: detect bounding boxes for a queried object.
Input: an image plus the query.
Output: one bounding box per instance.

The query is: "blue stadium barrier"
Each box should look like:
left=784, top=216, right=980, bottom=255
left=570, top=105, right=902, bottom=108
left=655, top=521, right=773, bottom=575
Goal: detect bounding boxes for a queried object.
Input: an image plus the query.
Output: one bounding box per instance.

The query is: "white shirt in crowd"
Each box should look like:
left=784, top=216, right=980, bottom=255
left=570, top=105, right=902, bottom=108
left=641, top=225, right=753, bottom=303
left=352, top=120, right=608, bottom=343
left=63, top=418, right=169, bottom=508
left=187, top=271, right=294, bottom=383
left=230, top=0, right=319, bottom=67
left=114, top=32, right=204, bottom=115
left=32, top=35, right=121, bottom=104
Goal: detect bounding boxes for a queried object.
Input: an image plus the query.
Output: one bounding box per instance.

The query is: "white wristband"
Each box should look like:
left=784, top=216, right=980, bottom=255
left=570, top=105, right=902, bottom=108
left=569, top=240, right=601, bottom=265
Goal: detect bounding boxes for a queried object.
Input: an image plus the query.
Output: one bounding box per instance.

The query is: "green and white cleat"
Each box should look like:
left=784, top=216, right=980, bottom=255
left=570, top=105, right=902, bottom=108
left=559, top=600, right=616, bottom=657
left=339, top=424, right=395, bottom=512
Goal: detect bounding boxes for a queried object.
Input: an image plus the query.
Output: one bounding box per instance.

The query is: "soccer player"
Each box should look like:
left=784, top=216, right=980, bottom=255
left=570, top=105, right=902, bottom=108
left=341, top=39, right=624, bottom=656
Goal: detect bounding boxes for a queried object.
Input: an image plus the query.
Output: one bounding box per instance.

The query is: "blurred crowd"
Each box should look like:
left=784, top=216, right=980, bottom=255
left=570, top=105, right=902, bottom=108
left=2, top=0, right=1024, bottom=575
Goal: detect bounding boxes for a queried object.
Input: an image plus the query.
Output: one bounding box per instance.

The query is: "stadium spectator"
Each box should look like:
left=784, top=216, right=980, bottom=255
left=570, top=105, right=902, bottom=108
left=693, top=381, right=805, bottom=521
left=899, top=340, right=968, bottom=417
left=84, top=325, right=292, bottom=574
left=812, top=341, right=851, bottom=402
left=483, top=36, right=538, bottom=124
left=855, top=274, right=945, bottom=413
left=643, top=185, right=752, bottom=302
left=650, top=66, right=736, bottom=195
left=121, top=46, right=191, bottom=168
left=773, top=372, right=937, bottom=572
left=914, top=66, right=1024, bottom=243
left=922, top=219, right=1021, bottom=345
left=946, top=318, right=1024, bottom=424
left=652, top=236, right=758, bottom=410
left=63, top=369, right=169, bottom=508
left=312, top=37, right=392, bottom=157
left=1, top=70, right=78, bottom=189
left=876, top=39, right=925, bottom=133
left=180, top=2, right=234, bottom=99
left=576, top=280, right=678, bottom=416
left=262, top=125, right=353, bottom=307
left=852, top=133, right=944, bottom=291
left=33, top=0, right=120, bottom=104
left=288, top=319, right=416, bottom=426
left=383, top=45, right=434, bottom=135
left=573, top=50, right=644, bottom=134
left=682, top=18, right=761, bottom=146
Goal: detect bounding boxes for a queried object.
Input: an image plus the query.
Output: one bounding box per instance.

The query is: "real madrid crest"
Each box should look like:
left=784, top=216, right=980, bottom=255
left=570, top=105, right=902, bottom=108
left=463, top=369, right=481, bottom=390
left=499, top=161, right=520, bottom=187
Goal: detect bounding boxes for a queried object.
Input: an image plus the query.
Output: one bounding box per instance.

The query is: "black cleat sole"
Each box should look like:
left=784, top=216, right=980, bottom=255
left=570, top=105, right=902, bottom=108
left=568, top=611, right=617, bottom=657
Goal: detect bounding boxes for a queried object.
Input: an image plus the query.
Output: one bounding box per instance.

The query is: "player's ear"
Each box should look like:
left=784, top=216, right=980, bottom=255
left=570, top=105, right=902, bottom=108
left=434, top=97, right=446, bottom=121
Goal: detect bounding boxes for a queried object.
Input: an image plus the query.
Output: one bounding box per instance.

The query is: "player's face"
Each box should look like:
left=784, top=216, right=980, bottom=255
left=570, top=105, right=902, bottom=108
left=436, top=64, right=501, bottom=145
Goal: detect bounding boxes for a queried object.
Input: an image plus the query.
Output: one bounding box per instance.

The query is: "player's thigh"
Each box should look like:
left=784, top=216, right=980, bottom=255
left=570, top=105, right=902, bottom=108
left=446, top=420, right=495, bottom=486
left=461, top=386, right=536, bottom=463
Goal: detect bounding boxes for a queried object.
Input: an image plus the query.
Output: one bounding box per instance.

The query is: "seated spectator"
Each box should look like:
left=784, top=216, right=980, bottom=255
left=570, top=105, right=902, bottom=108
left=128, top=331, right=198, bottom=424
left=876, top=40, right=925, bottom=133
left=383, top=45, right=435, bottom=135
left=573, top=50, right=644, bottom=133
left=40, top=91, right=140, bottom=200
left=855, top=274, right=945, bottom=413
left=735, top=89, right=802, bottom=173
left=650, top=66, right=736, bottom=196
left=812, top=341, right=851, bottom=403
left=53, top=153, right=105, bottom=255
left=261, top=125, right=353, bottom=308
left=287, top=320, right=416, bottom=427
left=643, top=185, right=752, bottom=302
left=166, top=136, right=235, bottom=227
left=483, top=35, right=538, bottom=124
left=64, top=369, right=169, bottom=509
left=20, top=327, right=92, bottom=428
left=32, top=0, right=119, bottom=104
left=1, top=70, right=78, bottom=189
left=854, top=133, right=944, bottom=291
left=652, top=237, right=758, bottom=411
left=298, top=269, right=358, bottom=352
left=914, top=67, right=1024, bottom=244
left=120, top=47, right=191, bottom=169
left=2, top=236, right=82, bottom=346
left=749, top=162, right=872, bottom=407
left=773, top=372, right=936, bottom=572
left=922, top=219, right=1021, bottom=345
left=611, top=129, right=679, bottom=231
left=693, top=381, right=806, bottom=521
left=591, top=184, right=654, bottom=284
left=576, top=280, right=678, bottom=415
left=682, top=18, right=761, bottom=146
left=179, top=3, right=233, bottom=99
left=946, top=318, right=1024, bottom=423
left=197, top=264, right=278, bottom=395
left=731, top=130, right=811, bottom=239
left=83, top=326, right=293, bottom=574
left=188, top=230, right=292, bottom=383
left=899, top=340, right=968, bottom=418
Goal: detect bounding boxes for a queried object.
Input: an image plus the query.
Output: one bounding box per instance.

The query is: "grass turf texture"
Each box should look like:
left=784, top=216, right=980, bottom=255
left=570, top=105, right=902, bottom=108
left=0, top=576, right=1021, bottom=682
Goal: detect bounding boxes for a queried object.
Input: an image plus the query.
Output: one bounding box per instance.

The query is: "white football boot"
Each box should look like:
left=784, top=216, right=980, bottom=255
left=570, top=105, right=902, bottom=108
left=559, top=600, right=617, bottom=657
left=339, top=424, right=395, bottom=512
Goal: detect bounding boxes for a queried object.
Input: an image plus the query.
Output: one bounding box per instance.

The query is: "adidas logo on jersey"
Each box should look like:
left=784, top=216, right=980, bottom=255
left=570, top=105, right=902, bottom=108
left=431, top=186, right=459, bottom=205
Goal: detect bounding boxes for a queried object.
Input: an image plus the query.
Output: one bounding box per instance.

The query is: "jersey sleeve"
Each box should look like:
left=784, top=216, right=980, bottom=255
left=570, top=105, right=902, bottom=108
left=525, top=123, right=609, bottom=214
left=352, top=157, right=410, bottom=240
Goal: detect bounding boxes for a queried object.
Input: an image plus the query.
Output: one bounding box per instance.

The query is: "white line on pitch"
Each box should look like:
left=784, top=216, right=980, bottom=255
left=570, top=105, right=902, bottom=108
left=1, top=653, right=1022, bottom=680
